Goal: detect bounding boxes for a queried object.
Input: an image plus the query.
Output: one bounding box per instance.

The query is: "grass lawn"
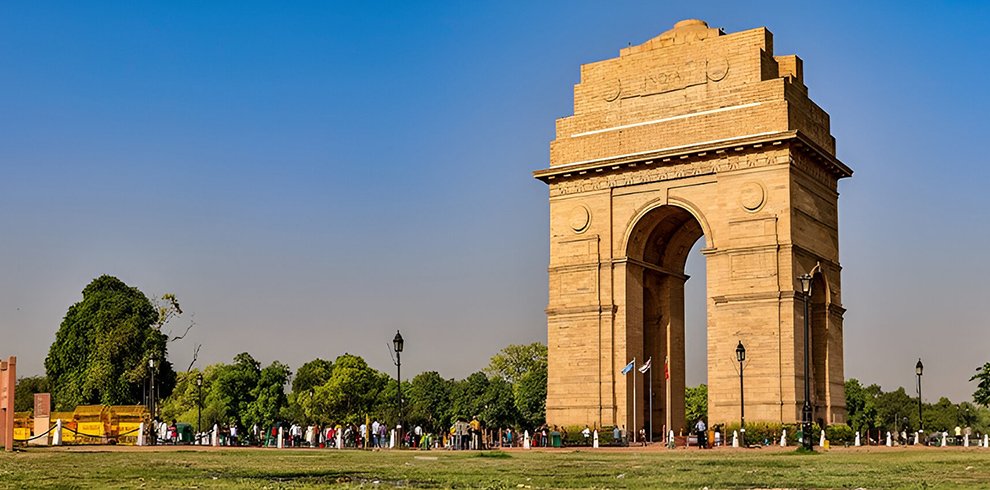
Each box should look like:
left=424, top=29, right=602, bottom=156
left=1, top=446, right=989, bottom=489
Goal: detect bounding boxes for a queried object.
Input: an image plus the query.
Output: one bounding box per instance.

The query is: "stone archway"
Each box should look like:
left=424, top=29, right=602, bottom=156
left=534, top=19, right=852, bottom=437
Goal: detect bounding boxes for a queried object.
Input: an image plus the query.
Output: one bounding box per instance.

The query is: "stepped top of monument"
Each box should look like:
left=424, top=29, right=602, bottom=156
left=539, top=19, right=851, bottom=180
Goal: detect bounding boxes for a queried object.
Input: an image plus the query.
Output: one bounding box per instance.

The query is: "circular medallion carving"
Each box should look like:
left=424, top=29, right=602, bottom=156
left=707, top=57, right=729, bottom=82
left=568, top=205, right=591, bottom=233
left=602, top=78, right=621, bottom=102
left=739, top=182, right=766, bottom=212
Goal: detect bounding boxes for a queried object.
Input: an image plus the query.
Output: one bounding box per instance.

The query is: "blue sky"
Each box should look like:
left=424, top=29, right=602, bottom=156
left=2, top=1, right=988, bottom=404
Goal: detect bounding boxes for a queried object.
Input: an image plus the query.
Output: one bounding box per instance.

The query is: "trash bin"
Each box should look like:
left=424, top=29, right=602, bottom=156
left=176, top=423, right=194, bottom=444
left=551, top=431, right=562, bottom=448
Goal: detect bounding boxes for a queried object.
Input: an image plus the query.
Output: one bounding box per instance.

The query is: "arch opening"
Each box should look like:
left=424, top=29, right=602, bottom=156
left=625, top=204, right=708, bottom=439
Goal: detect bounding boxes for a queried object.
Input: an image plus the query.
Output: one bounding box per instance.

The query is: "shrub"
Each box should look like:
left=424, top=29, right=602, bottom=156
left=825, top=423, right=855, bottom=445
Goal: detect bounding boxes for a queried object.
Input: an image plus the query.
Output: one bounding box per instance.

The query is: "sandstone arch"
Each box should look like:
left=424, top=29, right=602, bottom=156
left=535, top=20, right=852, bottom=436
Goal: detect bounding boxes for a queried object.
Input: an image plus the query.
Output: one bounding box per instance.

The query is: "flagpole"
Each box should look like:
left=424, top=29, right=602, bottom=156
left=632, top=357, right=636, bottom=444
left=648, top=357, right=653, bottom=443
left=665, top=356, right=671, bottom=444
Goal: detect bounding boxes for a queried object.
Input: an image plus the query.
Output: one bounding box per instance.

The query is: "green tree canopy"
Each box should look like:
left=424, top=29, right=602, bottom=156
left=304, top=354, right=386, bottom=425
left=971, top=362, right=990, bottom=408
left=514, top=366, right=546, bottom=430
left=14, top=376, right=50, bottom=412
left=484, top=343, right=547, bottom=385
left=292, top=358, right=333, bottom=393
left=407, top=371, right=454, bottom=432
left=208, top=352, right=261, bottom=426
left=685, top=384, right=707, bottom=427
left=244, top=361, right=291, bottom=429
left=485, top=343, right=547, bottom=430
left=45, top=275, right=176, bottom=410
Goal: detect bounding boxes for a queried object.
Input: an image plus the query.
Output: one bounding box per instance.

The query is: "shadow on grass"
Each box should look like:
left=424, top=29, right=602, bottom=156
left=474, top=451, right=512, bottom=459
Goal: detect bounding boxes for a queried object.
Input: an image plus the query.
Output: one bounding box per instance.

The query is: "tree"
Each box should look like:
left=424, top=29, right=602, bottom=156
left=845, top=378, right=879, bottom=432
left=452, top=372, right=490, bottom=422
left=305, top=354, right=385, bottom=424
left=45, top=275, right=176, bottom=410
left=14, top=376, right=50, bottom=412
left=485, top=343, right=547, bottom=430
left=407, top=371, right=454, bottom=432
left=292, top=358, right=333, bottom=393
left=208, top=353, right=261, bottom=427
left=485, top=343, right=547, bottom=385
left=482, top=377, right=519, bottom=429
left=285, top=358, right=334, bottom=424
left=873, top=386, right=916, bottom=431
left=514, top=366, right=546, bottom=430
left=971, top=362, right=990, bottom=408
left=685, top=384, right=707, bottom=426
left=244, top=361, right=291, bottom=429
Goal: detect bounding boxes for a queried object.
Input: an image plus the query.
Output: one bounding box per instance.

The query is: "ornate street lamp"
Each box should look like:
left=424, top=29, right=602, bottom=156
left=736, top=341, right=746, bottom=447
left=916, top=358, right=924, bottom=433
left=196, top=373, right=204, bottom=438
left=393, top=330, right=404, bottom=448
left=798, top=273, right=813, bottom=450
left=148, top=355, right=157, bottom=446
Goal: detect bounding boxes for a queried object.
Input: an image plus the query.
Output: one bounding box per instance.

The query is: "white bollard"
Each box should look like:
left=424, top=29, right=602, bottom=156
left=390, top=429, right=395, bottom=448
left=855, top=431, right=861, bottom=447
left=278, top=427, right=284, bottom=448
left=941, top=432, right=947, bottom=447
left=820, top=430, right=826, bottom=447
left=593, top=430, right=599, bottom=449
left=781, top=429, right=787, bottom=447
left=965, top=435, right=970, bottom=447
left=732, top=430, right=739, bottom=448
left=984, top=434, right=989, bottom=448
left=212, top=424, right=219, bottom=446
left=336, top=429, right=343, bottom=449
left=53, top=419, right=63, bottom=446
left=523, top=430, right=530, bottom=449
left=886, top=432, right=892, bottom=447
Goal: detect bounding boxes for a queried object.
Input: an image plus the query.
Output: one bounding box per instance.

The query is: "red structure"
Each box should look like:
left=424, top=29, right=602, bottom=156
left=0, top=356, right=15, bottom=451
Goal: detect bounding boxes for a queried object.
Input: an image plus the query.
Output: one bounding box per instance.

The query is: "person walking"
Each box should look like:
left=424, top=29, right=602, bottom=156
left=694, top=419, right=707, bottom=449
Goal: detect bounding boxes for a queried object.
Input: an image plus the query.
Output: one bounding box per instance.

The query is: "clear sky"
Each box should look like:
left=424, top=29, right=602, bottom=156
left=2, top=1, right=988, bottom=404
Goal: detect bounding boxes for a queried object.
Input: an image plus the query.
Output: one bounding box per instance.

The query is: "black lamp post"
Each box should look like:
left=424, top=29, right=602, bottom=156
left=196, top=373, right=204, bottom=438
left=736, top=341, right=746, bottom=447
left=799, top=273, right=813, bottom=450
left=915, top=358, right=923, bottom=434
left=149, top=355, right=157, bottom=446
left=393, top=330, right=404, bottom=448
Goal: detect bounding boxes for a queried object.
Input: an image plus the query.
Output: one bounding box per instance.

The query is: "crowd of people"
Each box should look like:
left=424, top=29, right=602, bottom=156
left=163, top=415, right=525, bottom=450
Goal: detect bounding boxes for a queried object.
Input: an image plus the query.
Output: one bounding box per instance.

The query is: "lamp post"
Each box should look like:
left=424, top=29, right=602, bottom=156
left=799, top=273, right=813, bottom=450
left=149, top=355, right=157, bottom=446
left=196, top=373, right=204, bottom=437
left=735, top=341, right=746, bottom=447
left=393, top=330, right=404, bottom=448
left=915, top=358, right=923, bottom=433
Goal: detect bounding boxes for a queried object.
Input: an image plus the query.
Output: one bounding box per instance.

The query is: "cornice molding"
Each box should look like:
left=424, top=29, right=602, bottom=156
left=534, top=131, right=852, bottom=196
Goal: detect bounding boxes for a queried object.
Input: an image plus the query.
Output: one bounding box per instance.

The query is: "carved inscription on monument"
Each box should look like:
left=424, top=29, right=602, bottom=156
left=603, top=58, right=729, bottom=101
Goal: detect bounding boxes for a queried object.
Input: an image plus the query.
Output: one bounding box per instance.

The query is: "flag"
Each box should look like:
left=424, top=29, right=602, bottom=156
left=638, top=357, right=652, bottom=374
left=664, top=356, right=670, bottom=380
left=621, top=360, right=635, bottom=375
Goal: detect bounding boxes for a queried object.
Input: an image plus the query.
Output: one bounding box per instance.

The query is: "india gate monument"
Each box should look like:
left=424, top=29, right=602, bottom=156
left=534, top=20, right=852, bottom=437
